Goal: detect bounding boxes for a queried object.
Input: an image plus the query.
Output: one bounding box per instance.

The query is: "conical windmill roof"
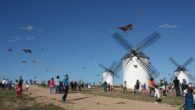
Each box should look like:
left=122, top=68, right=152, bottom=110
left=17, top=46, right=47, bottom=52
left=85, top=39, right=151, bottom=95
left=175, top=66, right=188, bottom=72
left=122, top=51, right=149, bottom=60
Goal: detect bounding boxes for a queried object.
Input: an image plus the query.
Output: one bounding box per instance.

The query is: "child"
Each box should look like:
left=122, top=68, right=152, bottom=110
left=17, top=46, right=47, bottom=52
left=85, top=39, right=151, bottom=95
left=154, top=85, right=162, bottom=102
left=16, top=78, right=23, bottom=101
left=26, top=82, right=29, bottom=91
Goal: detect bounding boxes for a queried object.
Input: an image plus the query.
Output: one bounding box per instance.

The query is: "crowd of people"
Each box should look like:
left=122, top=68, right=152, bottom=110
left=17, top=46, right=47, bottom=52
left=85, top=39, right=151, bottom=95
left=104, top=76, right=195, bottom=109
left=45, top=75, right=96, bottom=102
left=1, top=75, right=194, bottom=109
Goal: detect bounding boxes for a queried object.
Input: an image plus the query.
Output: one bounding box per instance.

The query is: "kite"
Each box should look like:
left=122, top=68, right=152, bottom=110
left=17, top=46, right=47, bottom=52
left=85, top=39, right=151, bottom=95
left=118, top=24, right=133, bottom=31
left=21, top=60, right=27, bottom=63
left=22, top=48, right=32, bottom=54
left=82, top=66, right=86, bottom=69
left=7, top=48, right=13, bottom=52
left=89, top=57, right=93, bottom=60
left=41, top=49, right=44, bottom=52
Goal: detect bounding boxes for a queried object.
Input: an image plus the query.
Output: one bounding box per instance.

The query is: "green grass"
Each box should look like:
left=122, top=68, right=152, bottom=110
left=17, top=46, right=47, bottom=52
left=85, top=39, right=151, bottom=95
left=80, top=87, right=183, bottom=107
left=0, top=89, right=64, bottom=110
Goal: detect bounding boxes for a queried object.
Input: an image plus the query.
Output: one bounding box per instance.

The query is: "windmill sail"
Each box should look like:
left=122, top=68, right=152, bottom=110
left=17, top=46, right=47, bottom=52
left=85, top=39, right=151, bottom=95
left=135, top=31, right=160, bottom=52
left=136, top=57, right=160, bottom=78
left=183, top=57, right=194, bottom=68
left=112, top=32, right=134, bottom=52
left=170, top=57, right=194, bottom=83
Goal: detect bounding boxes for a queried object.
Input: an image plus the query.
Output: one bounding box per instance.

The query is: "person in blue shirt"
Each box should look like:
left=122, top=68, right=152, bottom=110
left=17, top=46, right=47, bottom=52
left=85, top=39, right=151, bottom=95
left=62, top=74, right=69, bottom=102
left=184, top=88, right=194, bottom=110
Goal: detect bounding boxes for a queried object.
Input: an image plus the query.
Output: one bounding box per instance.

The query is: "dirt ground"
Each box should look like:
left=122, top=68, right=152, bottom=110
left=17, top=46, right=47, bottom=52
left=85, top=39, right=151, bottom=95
left=28, top=85, right=179, bottom=110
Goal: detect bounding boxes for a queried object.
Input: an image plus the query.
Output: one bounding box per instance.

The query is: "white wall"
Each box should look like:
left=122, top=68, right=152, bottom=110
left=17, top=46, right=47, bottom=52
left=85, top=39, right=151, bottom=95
left=175, top=71, right=190, bottom=84
left=102, top=71, right=114, bottom=86
left=123, top=56, right=150, bottom=89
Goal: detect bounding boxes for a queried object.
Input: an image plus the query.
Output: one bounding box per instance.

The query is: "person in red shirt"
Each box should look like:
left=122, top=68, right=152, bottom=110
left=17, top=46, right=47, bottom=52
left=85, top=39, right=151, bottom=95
left=49, top=77, right=55, bottom=94
left=149, top=77, right=155, bottom=96
left=16, top=76, right=23, bottom=101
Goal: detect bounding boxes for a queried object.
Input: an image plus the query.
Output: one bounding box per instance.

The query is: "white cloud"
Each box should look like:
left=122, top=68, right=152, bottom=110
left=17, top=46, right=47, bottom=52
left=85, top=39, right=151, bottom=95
left=20, top=25, right=45, bottom=32
left=26, top=36, right=36, bottom=41
left=20, top=25, right=35, bottom=31
left=159, top=24, right=177, bottom=29
left=36, top=29, right=45, bottom=32
left=8, top=36, right=21, bottom=43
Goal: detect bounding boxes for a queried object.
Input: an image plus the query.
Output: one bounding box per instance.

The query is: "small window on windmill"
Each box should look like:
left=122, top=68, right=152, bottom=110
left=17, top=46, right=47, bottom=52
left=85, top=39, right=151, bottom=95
left=133, top=65, right=138, bottom=68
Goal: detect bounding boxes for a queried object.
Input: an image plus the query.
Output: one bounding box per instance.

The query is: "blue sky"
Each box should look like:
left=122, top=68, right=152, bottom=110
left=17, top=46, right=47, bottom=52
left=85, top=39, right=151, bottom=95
left=0, top=0, right=195, bottom=84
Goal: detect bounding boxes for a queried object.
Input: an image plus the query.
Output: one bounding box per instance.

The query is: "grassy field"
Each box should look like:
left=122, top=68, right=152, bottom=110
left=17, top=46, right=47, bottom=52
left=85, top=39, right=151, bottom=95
left=0, top=89, right=64, bottom=110
left=80, top=87, right=183, bottom=107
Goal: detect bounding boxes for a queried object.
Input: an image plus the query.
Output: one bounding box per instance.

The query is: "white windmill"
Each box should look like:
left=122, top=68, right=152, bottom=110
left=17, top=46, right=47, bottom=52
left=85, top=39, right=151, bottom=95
left=112, top=31, right=161, bottom=89
left=170, top=57, right=194, bottom=83
left=99, top=61, right=122, bottom=86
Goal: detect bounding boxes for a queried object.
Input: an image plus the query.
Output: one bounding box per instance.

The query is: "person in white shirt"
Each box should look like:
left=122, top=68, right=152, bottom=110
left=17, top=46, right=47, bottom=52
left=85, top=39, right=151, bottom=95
left=123, top=81, right=127, bottom=93
left=154, top=85, right=161, bottom=102
left=55, top=76, right=60, bottom=94
left=2, top=78, right=6, bottom=89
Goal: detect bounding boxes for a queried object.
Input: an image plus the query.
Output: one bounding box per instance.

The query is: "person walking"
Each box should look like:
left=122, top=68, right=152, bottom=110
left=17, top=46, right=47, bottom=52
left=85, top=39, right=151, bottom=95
left=173, top=77, right=180, bottom=96
left=62, top=74, right=69, bottom=102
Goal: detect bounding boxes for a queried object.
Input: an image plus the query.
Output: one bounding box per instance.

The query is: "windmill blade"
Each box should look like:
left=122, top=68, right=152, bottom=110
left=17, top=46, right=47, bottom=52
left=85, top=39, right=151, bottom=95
left=135, top=31, right=160, bottom=52
left=169, top=58, right=180, bottom=67
left=183, top=57, right=194, bottom=68
left=112, top=60, right=123, bottom=73
left=98, top=64, right=109, bottom=70
left=113, top=72, right=120, bottom=78
left=112, top=32, right=134, bottom=52
left=136, top=57, right=160, bottom=79
left=170, top=74, right=176, bottom=82
left=121, top=53, right=130, bottom=60
left=110, top=61, right=116, bottom=70
left=188, top=74, right=195, bottom=81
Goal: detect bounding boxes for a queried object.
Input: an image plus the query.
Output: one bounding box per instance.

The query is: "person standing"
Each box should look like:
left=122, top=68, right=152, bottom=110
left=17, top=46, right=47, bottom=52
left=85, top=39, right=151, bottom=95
left=78, top=81, right=82, bottom=91
left=184, top=88, right=194, bottom=110
left=16, top=76, right=23, bottom=101
left=103, top=81, right=107, bottom=92
left=123, top=81, right=127, bottom=93
left=134, top=79, right=140, bottom=95
left=173, top=77, right=180, bottom=96
left=161, top=78, right=167, bottom=96
left=25, top=80, right=29, bottom=91
left=49, top=78, right=55, bottom=94
left=55, top=76, right=60, bottom=94
left=181, top=79, right=187, bottom=95
left=2, top=78, right=6, bottom=89
left=149, top=78, right=155, bottom=96
left=62, top=75, right=69, bottom=102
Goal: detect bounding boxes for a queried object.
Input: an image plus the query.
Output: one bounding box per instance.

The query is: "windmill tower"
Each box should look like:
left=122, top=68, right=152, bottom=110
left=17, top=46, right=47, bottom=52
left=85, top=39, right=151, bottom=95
left=99, top=61, right=121, bottom=86
left=112, top=31, right=161, bottom=89
left=170, top=57, right=194, bottom=83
